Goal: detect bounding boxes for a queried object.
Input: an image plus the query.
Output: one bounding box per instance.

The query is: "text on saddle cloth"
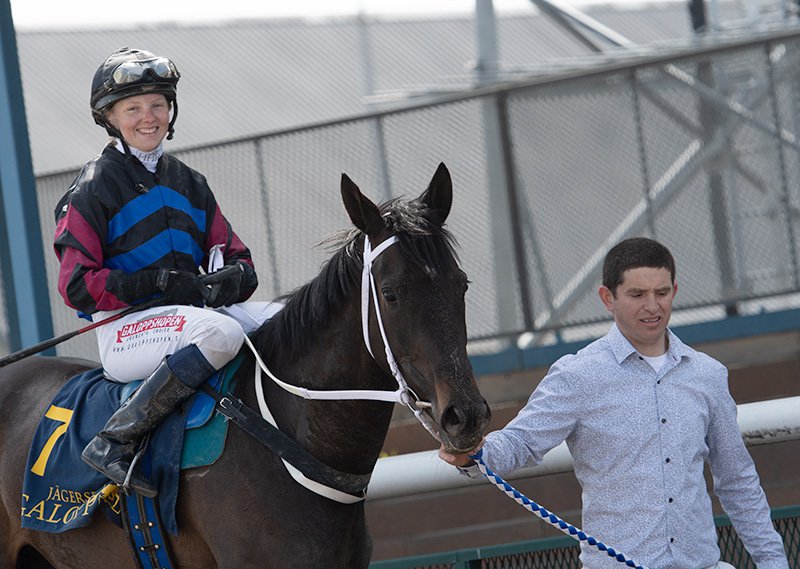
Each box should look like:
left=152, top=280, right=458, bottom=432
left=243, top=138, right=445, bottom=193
left=21, top=357, right=243, bottom=536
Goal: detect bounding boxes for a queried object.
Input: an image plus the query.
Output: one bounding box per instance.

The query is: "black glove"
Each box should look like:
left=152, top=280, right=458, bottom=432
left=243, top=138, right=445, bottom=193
left=113, top=269, right=161, bottom=304
left=205, top=263, right=247, bottom=308
left=156, top=268, right=209, bottom=307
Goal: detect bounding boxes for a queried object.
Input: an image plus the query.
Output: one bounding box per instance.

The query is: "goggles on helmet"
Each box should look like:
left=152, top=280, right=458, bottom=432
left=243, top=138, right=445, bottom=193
left=106, top=57, right=180, bottom=89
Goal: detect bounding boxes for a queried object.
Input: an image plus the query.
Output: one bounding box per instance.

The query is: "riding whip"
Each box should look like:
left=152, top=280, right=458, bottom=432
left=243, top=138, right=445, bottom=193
left=0, top=264, right=243, bottom=368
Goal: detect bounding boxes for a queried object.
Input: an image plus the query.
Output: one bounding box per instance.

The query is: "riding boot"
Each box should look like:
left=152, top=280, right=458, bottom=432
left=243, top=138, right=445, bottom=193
left=81, top=359, right=197, bottom=497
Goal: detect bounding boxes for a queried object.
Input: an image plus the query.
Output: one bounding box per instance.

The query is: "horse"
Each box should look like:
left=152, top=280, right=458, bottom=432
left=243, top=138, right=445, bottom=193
left=0, top=162, right=491, bottom=569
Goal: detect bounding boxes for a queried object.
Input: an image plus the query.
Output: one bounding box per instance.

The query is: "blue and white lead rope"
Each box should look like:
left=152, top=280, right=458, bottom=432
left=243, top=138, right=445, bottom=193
left=468, top=449, right=649, bottom=569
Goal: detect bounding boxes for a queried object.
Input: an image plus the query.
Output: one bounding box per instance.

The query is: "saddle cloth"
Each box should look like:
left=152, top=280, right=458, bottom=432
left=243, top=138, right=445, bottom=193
left=21, top=355, right=242, bottom=535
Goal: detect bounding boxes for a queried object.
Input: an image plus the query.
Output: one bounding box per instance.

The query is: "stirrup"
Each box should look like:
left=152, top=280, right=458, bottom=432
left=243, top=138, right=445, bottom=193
left=119, top=434, right=154, bottom=496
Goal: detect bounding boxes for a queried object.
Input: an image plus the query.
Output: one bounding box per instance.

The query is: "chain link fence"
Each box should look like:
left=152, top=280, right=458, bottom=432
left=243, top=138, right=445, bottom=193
left=16, top=29, right=800, bottom=362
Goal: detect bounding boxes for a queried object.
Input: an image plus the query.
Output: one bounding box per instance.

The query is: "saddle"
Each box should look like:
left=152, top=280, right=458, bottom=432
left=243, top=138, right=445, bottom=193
left=22, top=341, right=371, bottom=568
left=21, top=354, right=244, bottom=537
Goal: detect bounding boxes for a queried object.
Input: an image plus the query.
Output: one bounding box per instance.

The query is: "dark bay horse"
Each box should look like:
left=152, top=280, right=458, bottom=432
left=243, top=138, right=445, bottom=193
left=0, top=162, right=491, bottom=569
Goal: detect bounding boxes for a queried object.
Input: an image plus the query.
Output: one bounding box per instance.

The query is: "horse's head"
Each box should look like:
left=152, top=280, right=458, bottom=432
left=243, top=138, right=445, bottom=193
left=340, top=162, right=491, bottom=454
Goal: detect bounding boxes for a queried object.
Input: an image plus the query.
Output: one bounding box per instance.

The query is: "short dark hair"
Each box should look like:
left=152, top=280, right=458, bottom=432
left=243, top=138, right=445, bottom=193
left=602, top=237, right=676, bottom=294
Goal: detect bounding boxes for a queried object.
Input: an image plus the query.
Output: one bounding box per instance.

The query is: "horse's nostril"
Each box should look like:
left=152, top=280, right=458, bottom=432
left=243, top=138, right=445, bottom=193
left=441, top=399, right=492, bottom=439
left=441, top=404, right=466, bottom=436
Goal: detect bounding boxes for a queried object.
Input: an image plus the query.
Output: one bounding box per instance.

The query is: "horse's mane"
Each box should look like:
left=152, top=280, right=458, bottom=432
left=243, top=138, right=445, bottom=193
left=255, top=197, right=459, bottom=360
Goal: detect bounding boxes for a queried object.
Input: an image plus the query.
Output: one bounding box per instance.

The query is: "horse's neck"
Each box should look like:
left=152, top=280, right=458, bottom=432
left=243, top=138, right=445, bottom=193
left=245, top=300, right=397, bottom=475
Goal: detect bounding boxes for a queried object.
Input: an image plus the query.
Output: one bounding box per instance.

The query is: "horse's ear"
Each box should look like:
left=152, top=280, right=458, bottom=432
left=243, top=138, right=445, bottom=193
left=419, top=162, right=453, bottom=226
left=341, top=173, right=385, bottom=236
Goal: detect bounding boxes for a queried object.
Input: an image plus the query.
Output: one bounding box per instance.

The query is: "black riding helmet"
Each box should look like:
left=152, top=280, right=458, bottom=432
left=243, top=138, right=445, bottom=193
left=90, top=47, right=180, bottom=140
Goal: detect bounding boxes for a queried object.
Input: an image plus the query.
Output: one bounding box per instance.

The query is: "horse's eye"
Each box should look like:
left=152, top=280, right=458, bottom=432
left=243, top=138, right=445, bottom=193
left=381, top=287, right=398, bottom=304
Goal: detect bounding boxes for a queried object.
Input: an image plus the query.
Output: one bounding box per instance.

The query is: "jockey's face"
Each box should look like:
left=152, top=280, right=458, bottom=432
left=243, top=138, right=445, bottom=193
left=106, top=93, right=170, bottom=152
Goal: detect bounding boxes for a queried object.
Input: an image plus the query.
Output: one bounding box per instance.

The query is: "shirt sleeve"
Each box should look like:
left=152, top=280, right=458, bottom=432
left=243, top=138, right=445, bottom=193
left=53, top=189, right=135, bottom=314
left=481, top=358, right=580, bottom=476
left=707, top=371, right=789, bottom=569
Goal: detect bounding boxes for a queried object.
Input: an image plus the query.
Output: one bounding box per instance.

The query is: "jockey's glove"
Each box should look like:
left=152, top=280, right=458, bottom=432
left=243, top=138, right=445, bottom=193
left=156, top=268, right=209, bottom=307
left=113, top=269, right=161, bottom=304
left=206, top=262, right=253, bottom=308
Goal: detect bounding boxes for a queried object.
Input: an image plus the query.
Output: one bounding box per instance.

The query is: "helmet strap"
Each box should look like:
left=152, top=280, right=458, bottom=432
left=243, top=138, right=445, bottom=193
left=167, top=99, right=178, bottom=140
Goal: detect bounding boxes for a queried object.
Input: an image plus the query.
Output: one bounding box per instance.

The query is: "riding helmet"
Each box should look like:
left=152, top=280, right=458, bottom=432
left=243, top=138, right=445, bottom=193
left=90, top=47, right=181, bottom=138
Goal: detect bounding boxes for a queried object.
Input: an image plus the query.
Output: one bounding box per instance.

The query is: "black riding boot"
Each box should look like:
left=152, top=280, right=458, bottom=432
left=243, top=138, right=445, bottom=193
left=81, top=360, right=196, bottom=497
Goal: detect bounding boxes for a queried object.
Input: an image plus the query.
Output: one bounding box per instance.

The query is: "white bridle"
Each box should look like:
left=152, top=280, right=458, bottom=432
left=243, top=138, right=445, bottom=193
left=242, top=233, right=441, bottom=502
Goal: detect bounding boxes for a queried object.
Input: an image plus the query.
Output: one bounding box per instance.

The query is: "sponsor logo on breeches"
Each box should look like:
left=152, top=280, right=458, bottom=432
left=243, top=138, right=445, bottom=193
left=117, top=315, right=187, bottom=342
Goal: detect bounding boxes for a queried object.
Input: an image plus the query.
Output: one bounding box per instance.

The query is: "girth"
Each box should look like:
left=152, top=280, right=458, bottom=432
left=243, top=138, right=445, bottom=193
left=198, top=384, right=372, bottom=499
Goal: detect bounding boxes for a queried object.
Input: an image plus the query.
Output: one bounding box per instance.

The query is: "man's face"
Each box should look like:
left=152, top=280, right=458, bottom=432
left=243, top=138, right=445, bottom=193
left=599, top=266, right=677, bottom=356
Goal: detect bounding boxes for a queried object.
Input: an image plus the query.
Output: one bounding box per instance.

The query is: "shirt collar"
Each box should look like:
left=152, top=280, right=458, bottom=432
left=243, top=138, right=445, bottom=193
left=112, top=139, right=163, bottom=174
left=606, top=322, right=693, bottom=364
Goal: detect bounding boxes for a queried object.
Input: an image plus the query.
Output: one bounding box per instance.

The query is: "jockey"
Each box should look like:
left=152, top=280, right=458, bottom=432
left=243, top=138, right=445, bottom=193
left=53, top=47, right=277, bottom=498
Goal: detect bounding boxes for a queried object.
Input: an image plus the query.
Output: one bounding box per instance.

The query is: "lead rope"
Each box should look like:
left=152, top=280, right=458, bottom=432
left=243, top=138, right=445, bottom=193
left=469, top=449, right=648, bottom=569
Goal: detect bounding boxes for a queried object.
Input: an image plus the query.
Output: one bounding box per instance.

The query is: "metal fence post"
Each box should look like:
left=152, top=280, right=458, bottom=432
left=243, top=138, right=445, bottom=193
left=254, top=138, right=281, bottom=297
left=476, top=0, right=535, bottom=336
left=696, top=56, right=740, bottom=315
left=0, top=0, right=54, bottom=352
left=765, top=40, right=800, bottom=290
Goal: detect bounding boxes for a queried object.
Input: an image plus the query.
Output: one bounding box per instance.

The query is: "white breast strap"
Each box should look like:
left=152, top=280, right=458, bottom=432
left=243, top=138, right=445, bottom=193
left=244, top=332, right=431, bottom=502
left=244, top=334, right=367, bottom=503
left=243, top=334, right=407, bottom=404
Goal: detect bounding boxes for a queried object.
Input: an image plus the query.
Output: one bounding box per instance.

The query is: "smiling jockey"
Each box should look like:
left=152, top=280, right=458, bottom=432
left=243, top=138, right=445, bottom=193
left=53, top=47, right=277, bottom=498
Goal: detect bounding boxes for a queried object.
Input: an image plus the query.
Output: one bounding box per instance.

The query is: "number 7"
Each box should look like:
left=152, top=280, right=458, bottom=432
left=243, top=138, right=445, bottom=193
left=30, top=405, right=74, bottom=476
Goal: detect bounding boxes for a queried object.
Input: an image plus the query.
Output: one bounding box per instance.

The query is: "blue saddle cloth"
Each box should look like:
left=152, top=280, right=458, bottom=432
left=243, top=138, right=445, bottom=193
left=21, top=357, right=242, bottom=536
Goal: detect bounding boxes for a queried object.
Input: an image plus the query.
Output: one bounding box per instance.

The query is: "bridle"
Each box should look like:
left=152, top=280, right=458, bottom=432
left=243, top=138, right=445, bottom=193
left=239, top=233, right=442, bottom=501
left=359, top=235, right=441, bottom=436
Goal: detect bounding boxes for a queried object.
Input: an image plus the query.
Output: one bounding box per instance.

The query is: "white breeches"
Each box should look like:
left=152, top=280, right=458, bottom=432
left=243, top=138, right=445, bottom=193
left=94, top=301, right=283, bottom=383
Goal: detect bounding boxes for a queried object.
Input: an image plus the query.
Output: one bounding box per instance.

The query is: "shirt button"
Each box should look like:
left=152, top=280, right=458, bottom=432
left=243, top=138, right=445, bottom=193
left=657, top=380, right=661, bottom=384
left=661, top=418, right=667, bottom=423
left=670, top=537, right=675, bottom=543
left=665, top=458, right=671, bottom=463
left=668, top=497, right=674, bottom=503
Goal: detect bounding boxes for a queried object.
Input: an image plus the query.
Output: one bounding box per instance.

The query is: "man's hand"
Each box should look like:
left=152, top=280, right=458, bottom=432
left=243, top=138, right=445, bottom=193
left=438, top=438, right=485, bottom=468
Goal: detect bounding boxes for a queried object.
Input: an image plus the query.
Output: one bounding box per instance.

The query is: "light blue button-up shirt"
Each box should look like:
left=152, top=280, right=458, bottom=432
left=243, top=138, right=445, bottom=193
left=471, top=324, right=788, bottom=569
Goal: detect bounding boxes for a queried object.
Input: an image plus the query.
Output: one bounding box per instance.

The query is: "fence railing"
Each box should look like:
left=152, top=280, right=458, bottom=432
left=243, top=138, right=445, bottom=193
left=14, top=28, right=800, bottom=362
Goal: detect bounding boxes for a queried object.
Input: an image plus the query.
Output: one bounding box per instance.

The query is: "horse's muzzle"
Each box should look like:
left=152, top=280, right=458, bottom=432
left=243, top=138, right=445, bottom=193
left=438, top=397, right=491, bottom=454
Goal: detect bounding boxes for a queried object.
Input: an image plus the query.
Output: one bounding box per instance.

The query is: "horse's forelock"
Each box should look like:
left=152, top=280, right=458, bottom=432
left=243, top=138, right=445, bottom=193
left=256, top=197, right=459, bottom=358
left=381, top=198, right=460, bottom=273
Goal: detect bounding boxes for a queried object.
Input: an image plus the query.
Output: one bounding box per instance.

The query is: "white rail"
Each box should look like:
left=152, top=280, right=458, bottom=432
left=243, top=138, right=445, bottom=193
left=367, top=395, right=800, bottom=501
